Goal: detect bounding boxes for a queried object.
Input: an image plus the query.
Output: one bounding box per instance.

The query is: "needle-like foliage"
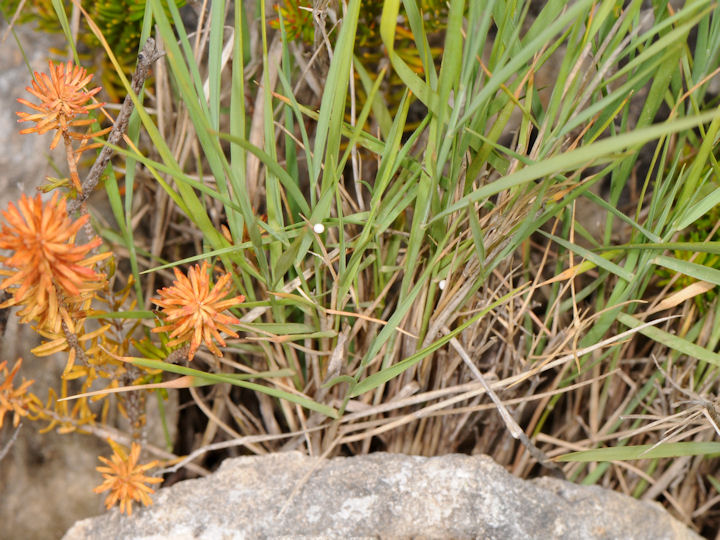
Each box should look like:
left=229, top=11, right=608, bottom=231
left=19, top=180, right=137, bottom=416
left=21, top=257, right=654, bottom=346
left=151, top=261, right=245, bottom=361
left=94, top=440, right=163, bottom=516
left=0, top=193, right=109, bottom=332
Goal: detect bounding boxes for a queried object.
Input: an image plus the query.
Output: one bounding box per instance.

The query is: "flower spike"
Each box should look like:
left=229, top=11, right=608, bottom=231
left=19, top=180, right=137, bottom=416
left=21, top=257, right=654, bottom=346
left=151, top=261, right=245, bottom=361
left=0, top=358, right=35, bottom=429
left=17, top=60, right=106, bottom=192
left=94, top=441, right=163, bottom=516
left=17, top=60, right=104, bottom=150
left=0, top=193, right=109, bottom=332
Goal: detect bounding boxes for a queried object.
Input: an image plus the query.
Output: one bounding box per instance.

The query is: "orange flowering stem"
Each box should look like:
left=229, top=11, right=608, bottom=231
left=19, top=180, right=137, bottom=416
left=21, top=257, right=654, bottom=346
left=94, top=441, right=163, bottom=516
left=61, top=319, right=89, bottom=367
left=63, top=132, right=83, bottom=193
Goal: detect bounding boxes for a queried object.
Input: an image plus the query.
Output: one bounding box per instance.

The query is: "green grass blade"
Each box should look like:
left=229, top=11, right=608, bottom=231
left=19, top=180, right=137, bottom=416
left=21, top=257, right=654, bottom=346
left=557, top=442, right=720, bottom=462
left=617, top=312, right=720, bottom=367
left=126, top=357, right=338, bottom=418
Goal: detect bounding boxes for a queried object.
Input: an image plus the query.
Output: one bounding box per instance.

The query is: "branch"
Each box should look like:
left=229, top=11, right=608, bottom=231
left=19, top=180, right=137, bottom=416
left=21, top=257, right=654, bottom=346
left=69, top=37, right=164, bottom=212
left=0, top=424, right=22, bottom=463
left=62, top=318, right=90, bottom=367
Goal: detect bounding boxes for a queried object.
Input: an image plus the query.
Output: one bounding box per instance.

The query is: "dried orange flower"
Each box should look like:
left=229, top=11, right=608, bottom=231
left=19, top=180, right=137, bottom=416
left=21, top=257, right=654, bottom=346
left=0, top=358, right=35, bottom=428
left=94, top=441, right=163, bottom=516
left=16, top=60, right=103, bottom=151
left=0, top=193, right=110, bottom=332
left=151, top=261, right=245, bottom=361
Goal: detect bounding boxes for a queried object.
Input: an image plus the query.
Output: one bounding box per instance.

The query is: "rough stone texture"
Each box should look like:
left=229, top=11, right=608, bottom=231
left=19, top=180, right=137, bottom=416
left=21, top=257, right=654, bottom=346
left=0, top=24, right=64, bottom=207
left=64, top=452, right=700, bottom=540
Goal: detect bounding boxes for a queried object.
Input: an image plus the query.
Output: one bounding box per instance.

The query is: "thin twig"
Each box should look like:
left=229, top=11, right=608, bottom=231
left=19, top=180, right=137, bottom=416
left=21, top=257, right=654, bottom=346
left=1, top=0, right=28, bottom=44
left=0, top=424, right=22, bottom=463
left=62, top=318, right=90, bottom=367
left=33, top=407, right=209, bottom=475
left=445, top=326, right=565, bottom=479
left=69, top=37, right=164, bottom=212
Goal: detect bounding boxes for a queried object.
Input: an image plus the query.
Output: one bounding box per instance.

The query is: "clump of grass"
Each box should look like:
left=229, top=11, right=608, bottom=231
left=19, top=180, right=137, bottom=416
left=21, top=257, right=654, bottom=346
left=3, top=0, right=720, bottom=535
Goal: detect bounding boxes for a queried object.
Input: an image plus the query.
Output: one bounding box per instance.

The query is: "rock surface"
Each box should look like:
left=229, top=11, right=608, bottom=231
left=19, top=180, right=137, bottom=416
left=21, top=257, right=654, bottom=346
left=64, top=451, right=700, bottom=540
left=0, top=23, right=63, bottom=209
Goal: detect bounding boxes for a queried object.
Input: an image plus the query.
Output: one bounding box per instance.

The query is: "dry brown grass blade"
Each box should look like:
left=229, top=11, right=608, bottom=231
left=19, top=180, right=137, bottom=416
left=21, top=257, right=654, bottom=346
left=645, top=281, right=715, bottom=314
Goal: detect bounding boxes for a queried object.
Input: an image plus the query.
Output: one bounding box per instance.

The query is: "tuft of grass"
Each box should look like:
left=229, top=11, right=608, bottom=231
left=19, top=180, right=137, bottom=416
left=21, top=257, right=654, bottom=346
left=6, top=0, right=720, bottom=533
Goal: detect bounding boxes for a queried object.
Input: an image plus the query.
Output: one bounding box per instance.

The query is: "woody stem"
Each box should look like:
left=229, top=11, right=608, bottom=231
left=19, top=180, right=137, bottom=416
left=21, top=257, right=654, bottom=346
left=68, top=37, right=164, bottom=213
left=63, top=131, right=83, bottom=194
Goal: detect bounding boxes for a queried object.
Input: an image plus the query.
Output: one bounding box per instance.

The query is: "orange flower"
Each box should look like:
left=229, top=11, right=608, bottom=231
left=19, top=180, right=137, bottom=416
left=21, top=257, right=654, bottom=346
left=94, top=441, right=163, bottom=516
left=151, top=261, right=245, bottom=361
left=0, top=358, right=34, bottom=428
left=16, top=60, right=104, bottom=151
left=0, top=193, right=109, bottom=331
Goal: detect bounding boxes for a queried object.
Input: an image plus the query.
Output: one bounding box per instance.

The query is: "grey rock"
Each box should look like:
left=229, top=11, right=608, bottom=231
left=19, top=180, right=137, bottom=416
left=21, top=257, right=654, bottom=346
left=63, top=452, right=700, bottom=540
left=0, top=23, right=64, bottom=208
